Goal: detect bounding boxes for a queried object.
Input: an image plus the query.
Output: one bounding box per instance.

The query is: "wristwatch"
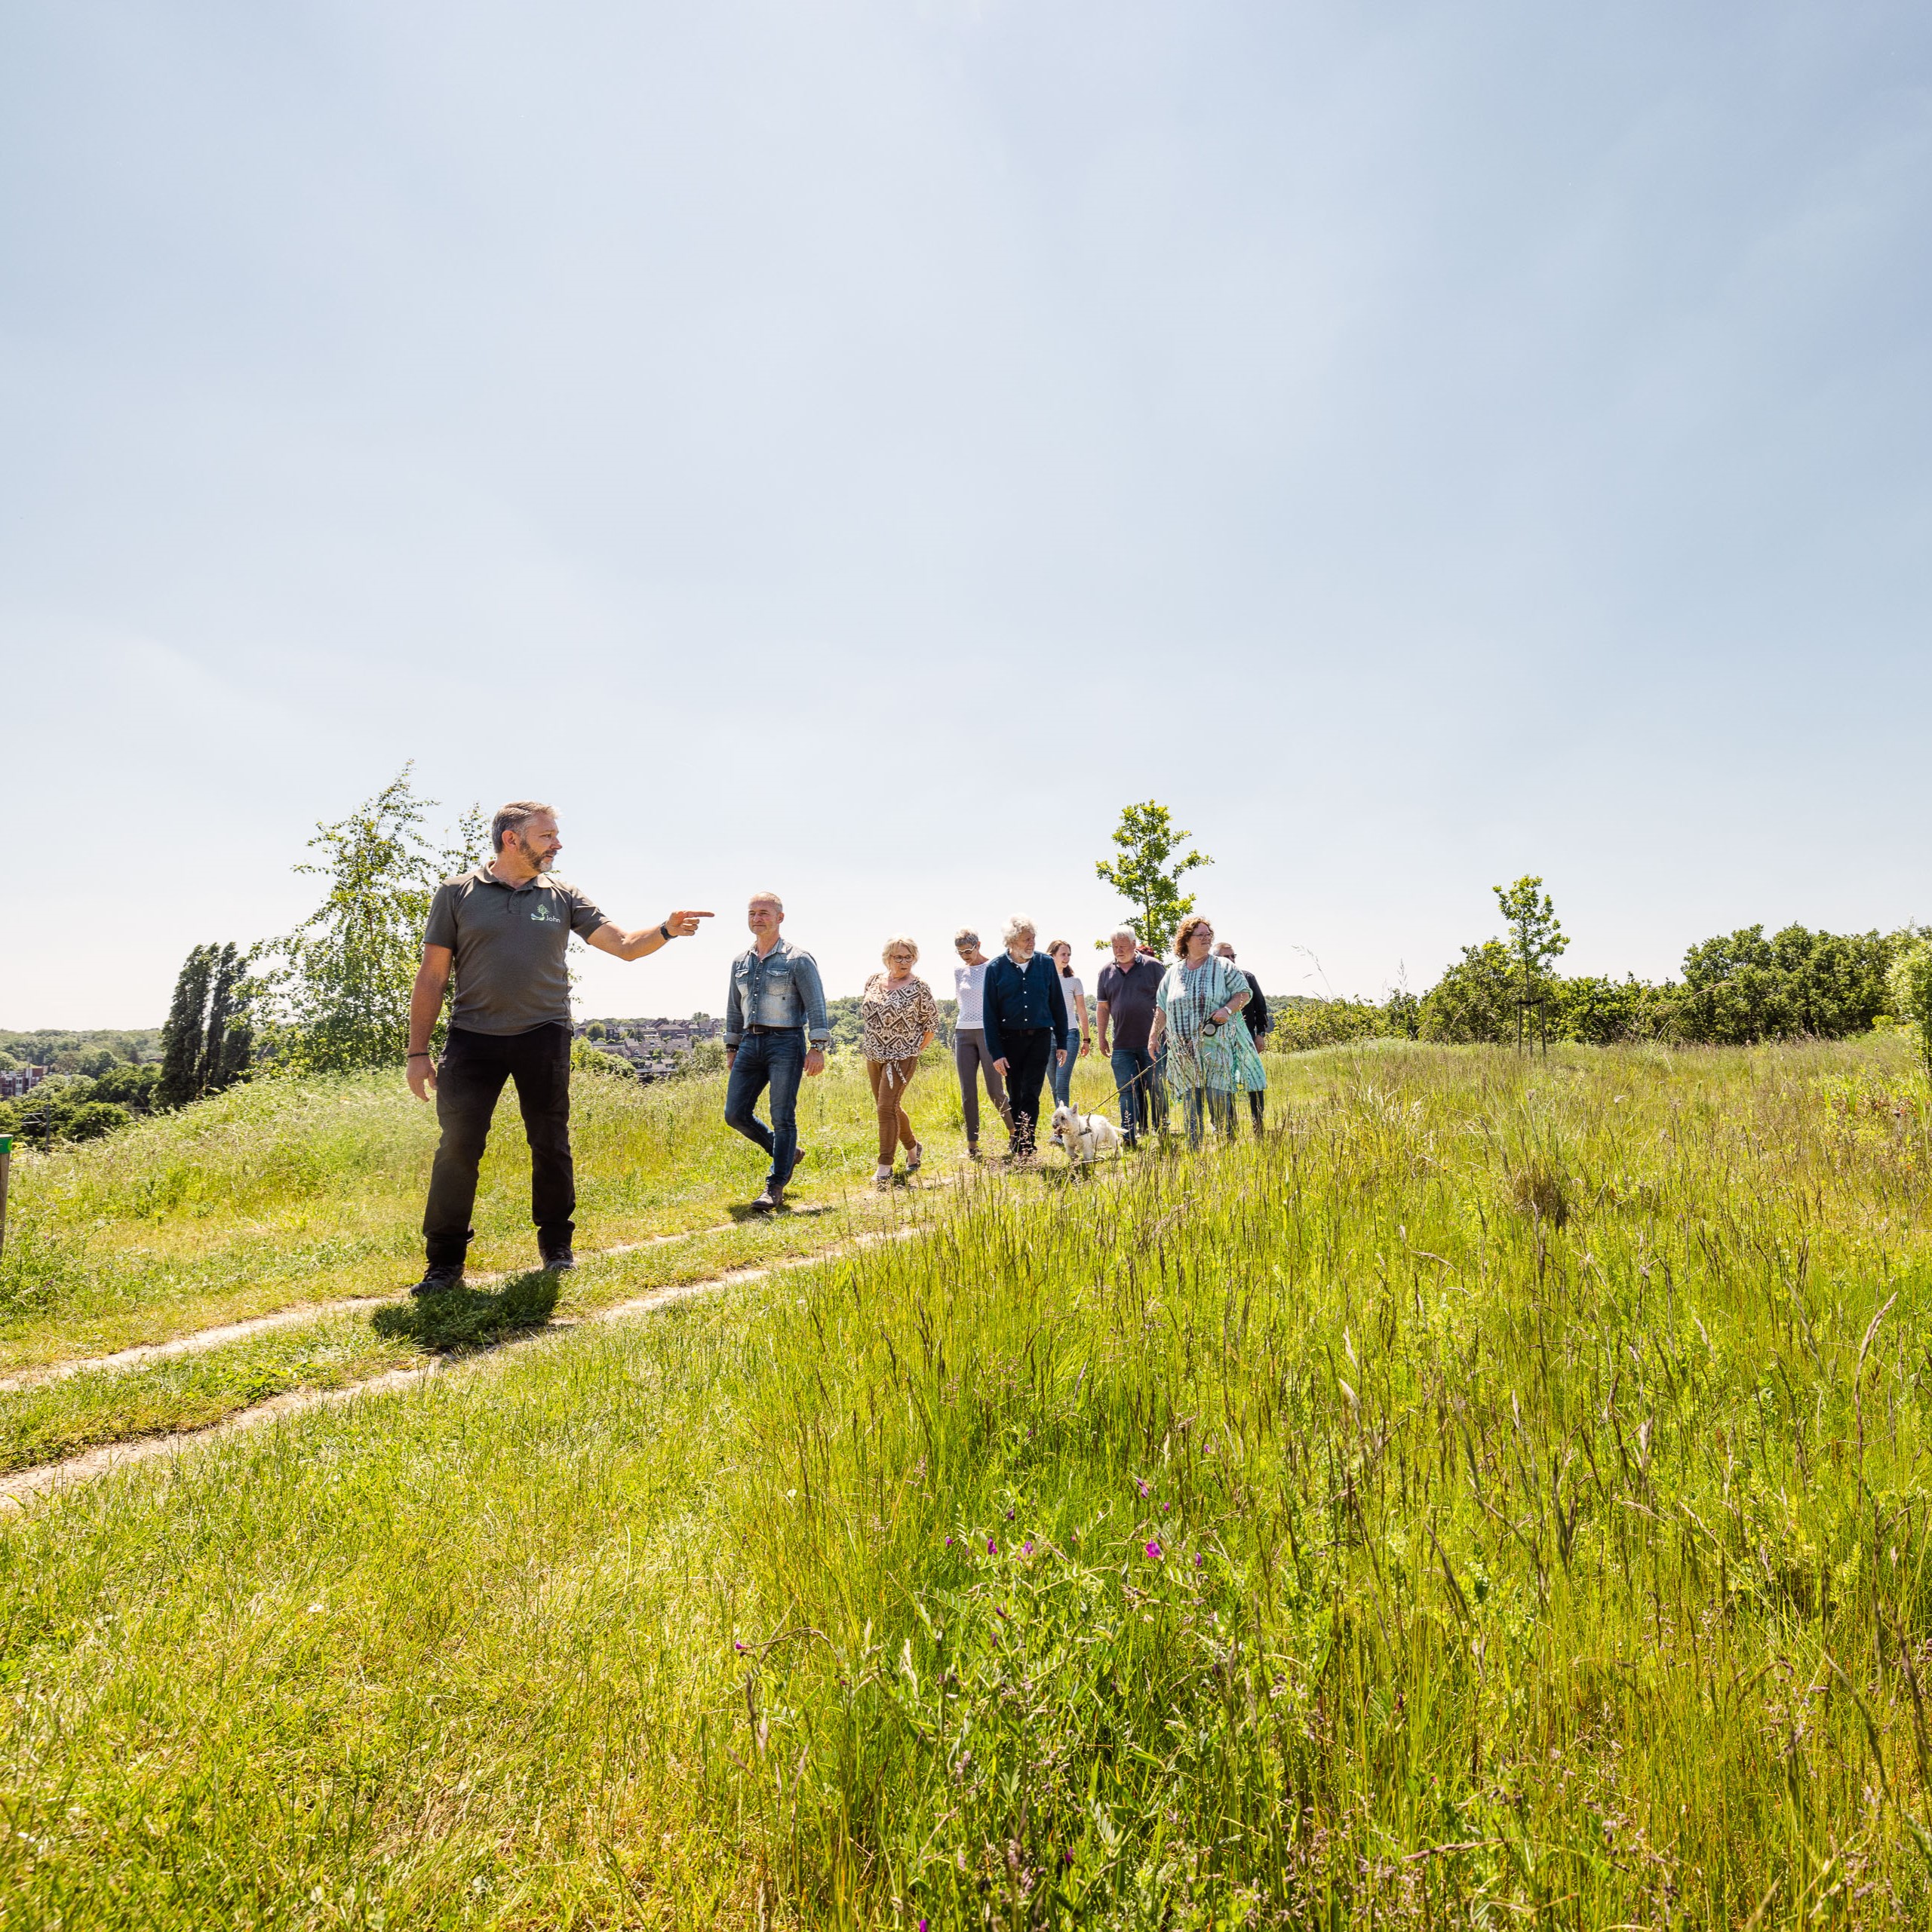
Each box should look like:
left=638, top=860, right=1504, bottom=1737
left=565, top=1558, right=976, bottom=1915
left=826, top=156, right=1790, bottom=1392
left=659, top=921, right=672, bottom=942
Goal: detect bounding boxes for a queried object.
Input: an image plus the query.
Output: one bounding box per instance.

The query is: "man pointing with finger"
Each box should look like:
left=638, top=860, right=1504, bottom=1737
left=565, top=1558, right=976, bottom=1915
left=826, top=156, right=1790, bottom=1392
left=406, top=800, right=711, bottom=1295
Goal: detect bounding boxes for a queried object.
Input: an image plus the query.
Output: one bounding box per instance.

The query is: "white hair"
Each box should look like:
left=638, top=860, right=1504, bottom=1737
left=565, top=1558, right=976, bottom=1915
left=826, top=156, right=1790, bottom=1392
left=953, top=926, right=980, bottom=948
left=748, top=889, right=785, bottom=914
left=1003, top=914, right=1036, bottom=944
left=1110, top=926, right=1139, bottom=944
left=882, top=932, right=920, bottom=963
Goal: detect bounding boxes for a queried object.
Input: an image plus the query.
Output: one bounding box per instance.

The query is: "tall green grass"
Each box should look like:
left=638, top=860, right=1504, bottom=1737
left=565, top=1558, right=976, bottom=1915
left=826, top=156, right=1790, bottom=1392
left=3, top=1040, right=1930, bottom=1926
left=0, top=1052, right=1003, bottom=1369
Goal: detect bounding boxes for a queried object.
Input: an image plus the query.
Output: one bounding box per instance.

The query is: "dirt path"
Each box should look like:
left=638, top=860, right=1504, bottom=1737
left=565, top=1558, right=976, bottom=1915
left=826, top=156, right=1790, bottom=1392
left=0, top=1218, right=936, bottom=1508
left=0, top=1214, right=813, bottom=1392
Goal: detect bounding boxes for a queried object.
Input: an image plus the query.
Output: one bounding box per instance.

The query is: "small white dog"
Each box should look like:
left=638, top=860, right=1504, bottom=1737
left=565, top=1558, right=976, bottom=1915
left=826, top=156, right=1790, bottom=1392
left=1049, top=1103, right=1121, bottom=1165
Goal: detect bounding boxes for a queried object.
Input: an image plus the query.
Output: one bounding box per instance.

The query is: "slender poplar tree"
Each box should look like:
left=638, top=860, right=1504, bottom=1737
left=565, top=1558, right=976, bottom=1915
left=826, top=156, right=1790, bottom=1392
left=195, top=944, right=256, bottom=1096
left=155, top=946, right=214, bottom=1109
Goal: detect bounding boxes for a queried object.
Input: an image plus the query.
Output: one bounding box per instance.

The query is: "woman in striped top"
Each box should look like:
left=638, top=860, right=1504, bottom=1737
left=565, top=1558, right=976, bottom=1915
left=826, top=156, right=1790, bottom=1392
left=862, top=936, right=940, bottom=1187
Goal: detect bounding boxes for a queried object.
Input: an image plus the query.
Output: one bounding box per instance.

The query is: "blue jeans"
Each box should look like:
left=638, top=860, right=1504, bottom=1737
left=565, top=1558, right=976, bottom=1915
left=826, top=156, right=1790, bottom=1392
left=725, top=1029, right=805, bottom=1187
left=1050, top=1034, right=1084, bottom=1107
left=1110, top=1046, right=1165, bottom=1143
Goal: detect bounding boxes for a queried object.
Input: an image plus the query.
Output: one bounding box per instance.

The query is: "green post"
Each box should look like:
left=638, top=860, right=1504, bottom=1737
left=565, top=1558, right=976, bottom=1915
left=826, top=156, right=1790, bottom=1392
left=0, top=1135, right=10, bottom=1263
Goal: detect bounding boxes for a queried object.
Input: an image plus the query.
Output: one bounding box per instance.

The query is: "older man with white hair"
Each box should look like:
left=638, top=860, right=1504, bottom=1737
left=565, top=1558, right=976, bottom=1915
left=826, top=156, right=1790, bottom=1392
left=1095, top=926, right=1167, bottom=1149
left=979, top=916, right=1069, bottom=1163
left=723, top=890, right=830, bottom=1211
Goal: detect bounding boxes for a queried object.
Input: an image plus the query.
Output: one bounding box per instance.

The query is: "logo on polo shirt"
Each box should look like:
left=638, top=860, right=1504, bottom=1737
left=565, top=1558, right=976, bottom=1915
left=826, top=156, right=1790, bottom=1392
left=529, top=901, right=560, bottom=924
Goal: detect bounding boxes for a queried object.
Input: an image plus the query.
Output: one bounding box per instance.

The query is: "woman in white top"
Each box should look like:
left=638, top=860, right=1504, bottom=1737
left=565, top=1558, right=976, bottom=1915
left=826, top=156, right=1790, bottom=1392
left=1046, top=938, right=1092, bottom=1108
left=951, top=927, right=1011, bottom=1158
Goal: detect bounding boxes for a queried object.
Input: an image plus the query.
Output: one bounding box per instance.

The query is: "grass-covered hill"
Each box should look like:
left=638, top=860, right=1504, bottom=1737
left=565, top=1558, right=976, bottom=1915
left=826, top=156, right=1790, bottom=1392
left=2, top=1039, right=1931, bottom=1926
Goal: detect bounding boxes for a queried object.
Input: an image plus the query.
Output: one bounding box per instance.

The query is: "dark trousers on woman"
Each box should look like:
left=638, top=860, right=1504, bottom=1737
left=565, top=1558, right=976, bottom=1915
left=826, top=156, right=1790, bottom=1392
left=998, top=1027, right=1055, bottom=1156
left=422, top=1022, right=575, bottom=1268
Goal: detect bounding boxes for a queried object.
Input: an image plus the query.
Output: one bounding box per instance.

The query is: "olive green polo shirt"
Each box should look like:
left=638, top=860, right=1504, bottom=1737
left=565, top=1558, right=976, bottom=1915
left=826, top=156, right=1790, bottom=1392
left=423, top=866, right=610, bottom=1036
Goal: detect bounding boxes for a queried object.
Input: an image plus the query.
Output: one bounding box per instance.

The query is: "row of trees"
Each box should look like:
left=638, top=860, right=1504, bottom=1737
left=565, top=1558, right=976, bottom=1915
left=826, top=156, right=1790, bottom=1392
left=17, top=791, right=1930, bottom=1150
left=1415, top=878, right=1915, bottom=1051
left=1085, top=826, right=1932, bottom=1071
left=155, top=943, right=255, bottom=1108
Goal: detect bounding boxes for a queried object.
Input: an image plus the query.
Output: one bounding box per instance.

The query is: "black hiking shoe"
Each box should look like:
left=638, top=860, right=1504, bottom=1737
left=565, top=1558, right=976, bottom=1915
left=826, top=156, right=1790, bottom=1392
left=411, top=1263, right=465, bottom=1298
left=539, top=1246, right=576, bottom=1273
left=752, top=1184, right=785, bottom=1212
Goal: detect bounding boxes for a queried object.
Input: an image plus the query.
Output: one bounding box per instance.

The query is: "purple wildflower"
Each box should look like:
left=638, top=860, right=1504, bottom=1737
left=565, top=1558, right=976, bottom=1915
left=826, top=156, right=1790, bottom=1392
left=1194, top=1553, right=1205, bottom=1568
left=944, top=1535, right=953, bottom=1547
left=1145, top=1540, right=1163, bottom=1560
left=988, top=1537, right=997, bottom=1555
left=1021, top=1540, right=1034, bottom=1556
left=1006, top=1509, right=1015, bottom=1520
left=1135, top=1478, right=1150, bottom=1499
left=920, top=1921, right=929, bottom=1931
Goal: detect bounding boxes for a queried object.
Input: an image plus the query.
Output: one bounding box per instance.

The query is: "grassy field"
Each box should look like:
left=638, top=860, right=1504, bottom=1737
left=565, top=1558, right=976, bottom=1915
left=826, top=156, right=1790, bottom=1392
left=3, top=1038, right=1931, bottom=1926
left=0, top=1049, right=1029, bottom=1373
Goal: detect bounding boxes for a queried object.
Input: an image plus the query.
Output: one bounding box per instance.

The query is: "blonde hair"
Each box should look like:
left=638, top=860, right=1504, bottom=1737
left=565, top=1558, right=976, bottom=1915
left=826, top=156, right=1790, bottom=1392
left=882, top=933, right=920, bottom=965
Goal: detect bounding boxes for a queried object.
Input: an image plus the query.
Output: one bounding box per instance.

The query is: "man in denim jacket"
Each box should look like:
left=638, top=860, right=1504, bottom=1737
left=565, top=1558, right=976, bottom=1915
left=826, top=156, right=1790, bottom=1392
left=723, top=891, right=830, bottom=1211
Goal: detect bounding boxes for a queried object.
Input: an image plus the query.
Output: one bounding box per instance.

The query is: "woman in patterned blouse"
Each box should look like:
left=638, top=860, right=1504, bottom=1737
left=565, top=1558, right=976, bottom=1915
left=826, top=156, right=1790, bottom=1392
left=862, top=935, right=940, bottom=1188
left=1147, top=914, right=1267, bottom=1147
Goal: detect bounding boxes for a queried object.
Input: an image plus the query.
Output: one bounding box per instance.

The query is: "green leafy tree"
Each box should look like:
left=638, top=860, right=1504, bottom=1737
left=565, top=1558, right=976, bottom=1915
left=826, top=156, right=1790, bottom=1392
left=1890, top=938, right=1932, bottom=1083
left=1556, top=975, right=1672, bottom=1045
left=155, top=945, right=214, bottom=1109
left=1494, top=876, right=1568, bottom=1054
left=1678, top=924, right=1894, bottom=1044
left=1418, top=940, right=1518, bottom=1044
left=1095, top=802, right=1212, bottom=954
left=264, top=769, right=487, bottom=1074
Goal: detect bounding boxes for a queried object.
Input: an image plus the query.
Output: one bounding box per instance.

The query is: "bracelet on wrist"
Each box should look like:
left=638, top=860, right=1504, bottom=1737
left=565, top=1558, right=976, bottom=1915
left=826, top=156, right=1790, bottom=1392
left=659, top=921, right=672, bottom=942
left=407, top=1052, right=430, bottom=1060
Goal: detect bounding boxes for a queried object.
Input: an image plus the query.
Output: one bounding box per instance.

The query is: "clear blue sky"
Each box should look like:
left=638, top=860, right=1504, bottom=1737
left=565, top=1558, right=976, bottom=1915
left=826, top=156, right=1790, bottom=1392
left=5, top=2, right=1930, bottom=1026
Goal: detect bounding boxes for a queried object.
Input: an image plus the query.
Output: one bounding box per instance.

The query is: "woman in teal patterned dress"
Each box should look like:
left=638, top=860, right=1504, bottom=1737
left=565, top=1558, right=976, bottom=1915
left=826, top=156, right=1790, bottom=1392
left=1148, top=914, right=1267, bottom=1147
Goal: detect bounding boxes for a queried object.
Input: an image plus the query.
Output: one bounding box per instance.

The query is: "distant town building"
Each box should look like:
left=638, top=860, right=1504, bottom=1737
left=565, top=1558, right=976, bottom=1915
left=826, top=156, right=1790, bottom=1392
left=573, top=1017, right=726, bottom=1083
left=0, top=1066, right=51, bottom=1099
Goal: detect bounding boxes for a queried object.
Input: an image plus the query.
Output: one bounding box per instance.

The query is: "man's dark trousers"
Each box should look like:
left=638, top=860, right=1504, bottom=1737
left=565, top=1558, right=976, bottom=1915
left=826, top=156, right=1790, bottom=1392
left=423, top=1022, right=575, bottom=1267
left=725, top=1027, right=805, bottom=1188
left=1000, top=1027, right=1055, bottom=1156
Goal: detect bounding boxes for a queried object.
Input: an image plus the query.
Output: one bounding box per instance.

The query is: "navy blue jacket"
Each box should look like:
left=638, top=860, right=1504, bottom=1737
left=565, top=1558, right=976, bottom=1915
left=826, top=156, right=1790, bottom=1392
left=981, top=951, right=1070, bottom=1060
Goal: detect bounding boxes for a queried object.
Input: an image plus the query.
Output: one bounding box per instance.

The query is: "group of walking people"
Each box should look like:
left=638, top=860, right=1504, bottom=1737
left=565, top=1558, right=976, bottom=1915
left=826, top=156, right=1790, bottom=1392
left=402, top=799, right=1274, bottom=1292
left=720, top=891, right=1272, bottom=1208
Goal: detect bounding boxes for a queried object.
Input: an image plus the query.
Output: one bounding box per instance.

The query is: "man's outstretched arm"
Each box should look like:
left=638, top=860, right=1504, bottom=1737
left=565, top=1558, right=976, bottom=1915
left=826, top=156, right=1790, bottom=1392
left=584, top=910, right=714, bottom=963
left=406, top=945, right=454, bottom=1100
